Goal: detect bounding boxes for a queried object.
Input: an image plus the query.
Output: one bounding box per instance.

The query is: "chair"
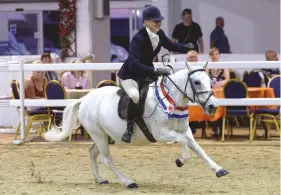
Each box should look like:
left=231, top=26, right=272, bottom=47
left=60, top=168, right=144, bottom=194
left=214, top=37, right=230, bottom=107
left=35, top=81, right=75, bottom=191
left=96, top=80, right=118, bottom=88
left=268, top=75, right=280, bottom=98
left=11, top=80, right=51, bottom=140
left=229, top=69, right=238, bottom=79
left=222, top=79, right=255, bottom=142
left=242, top=71, right=263, bottom=87
left=228, top=70, right=242, bottom=130
left=242, top=71, right=248, bottom=81
left=45, top=80, right=88, bottom=141
left=45, top=80, right=66, bottom=130
left=252, top=75, right=280, bottom=139
left=263, top=73, right=270, bottom=87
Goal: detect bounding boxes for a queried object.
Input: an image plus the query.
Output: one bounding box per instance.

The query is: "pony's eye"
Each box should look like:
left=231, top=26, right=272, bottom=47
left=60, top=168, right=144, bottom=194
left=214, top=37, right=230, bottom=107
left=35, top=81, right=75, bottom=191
left=194, top=80, right=201, bottom=85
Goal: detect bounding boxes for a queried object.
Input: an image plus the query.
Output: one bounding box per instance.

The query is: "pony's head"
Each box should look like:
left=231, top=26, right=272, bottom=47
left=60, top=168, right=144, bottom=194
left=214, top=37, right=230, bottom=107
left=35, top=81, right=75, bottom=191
left=183, top=61, right=218, bottom=115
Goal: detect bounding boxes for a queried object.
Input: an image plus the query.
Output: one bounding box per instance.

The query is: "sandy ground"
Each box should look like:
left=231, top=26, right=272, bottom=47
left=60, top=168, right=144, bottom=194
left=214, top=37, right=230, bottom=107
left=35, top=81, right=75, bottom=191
left=0, top=142, right=279, bottom=195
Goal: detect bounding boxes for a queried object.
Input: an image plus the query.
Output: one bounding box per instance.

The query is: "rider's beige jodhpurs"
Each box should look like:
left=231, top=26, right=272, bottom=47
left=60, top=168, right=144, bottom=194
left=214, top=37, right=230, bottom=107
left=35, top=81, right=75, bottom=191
left=120, top=79, right=139, bottom=104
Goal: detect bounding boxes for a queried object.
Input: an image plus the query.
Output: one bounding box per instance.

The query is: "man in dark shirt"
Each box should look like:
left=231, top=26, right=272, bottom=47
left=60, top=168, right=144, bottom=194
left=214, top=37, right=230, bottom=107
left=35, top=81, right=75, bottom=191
left=210, top=17, right=231, bottom=53
left=41, top=53, right=59, bottom=81
left=172, top=9, right=204, bottom=53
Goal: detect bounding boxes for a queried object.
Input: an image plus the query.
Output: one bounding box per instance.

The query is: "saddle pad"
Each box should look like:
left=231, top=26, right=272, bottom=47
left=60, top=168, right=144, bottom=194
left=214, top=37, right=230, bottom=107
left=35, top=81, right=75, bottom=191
left=117, top=83, right=150, bottom=120
left=117, top=89, right=131, bottom=119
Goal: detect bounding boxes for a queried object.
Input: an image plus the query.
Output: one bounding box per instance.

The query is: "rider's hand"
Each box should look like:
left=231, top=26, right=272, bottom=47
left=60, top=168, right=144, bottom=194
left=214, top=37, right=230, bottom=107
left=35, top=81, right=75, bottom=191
left=154, top=68, right=171, bottom=76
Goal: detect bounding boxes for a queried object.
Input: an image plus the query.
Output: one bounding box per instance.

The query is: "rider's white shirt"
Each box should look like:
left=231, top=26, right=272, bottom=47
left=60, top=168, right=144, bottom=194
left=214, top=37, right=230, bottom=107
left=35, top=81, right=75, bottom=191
left=146, top=27, right=159, bottom=51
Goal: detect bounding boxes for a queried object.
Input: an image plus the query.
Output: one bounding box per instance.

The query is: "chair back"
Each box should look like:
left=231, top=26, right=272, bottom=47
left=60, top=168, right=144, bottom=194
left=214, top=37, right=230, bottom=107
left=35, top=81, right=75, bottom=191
left=263, top=73, right=270, bottom=86
left=242, top=71, right=263, bottom=87
left=45, top=80, right=66, bottom=99
left=268, top=75, right=280, bottom=98
left=96, top=80, right=118, bottom=88
left=45, top=80, right=66, bottom=110
left=10, top=80, right=20, bottom=99
left=223, top=79, right=248, bottom=111
left=242, top=71, right=248, bottom=81
left=10, top=80, right=28, bottom=112
left=229, top=69, right=238, bottom=79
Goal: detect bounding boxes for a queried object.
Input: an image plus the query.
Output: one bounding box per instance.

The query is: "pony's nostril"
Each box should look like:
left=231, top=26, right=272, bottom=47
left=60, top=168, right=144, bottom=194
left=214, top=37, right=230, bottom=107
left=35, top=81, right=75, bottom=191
left=208, top=104, right=215, bottom=109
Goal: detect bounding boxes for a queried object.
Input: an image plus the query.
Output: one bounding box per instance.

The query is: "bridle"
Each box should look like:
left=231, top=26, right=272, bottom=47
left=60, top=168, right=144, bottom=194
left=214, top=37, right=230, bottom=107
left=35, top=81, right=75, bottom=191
left=160, top=54, right=214, bottom=108
left=165, top=68, right=214, bottom=108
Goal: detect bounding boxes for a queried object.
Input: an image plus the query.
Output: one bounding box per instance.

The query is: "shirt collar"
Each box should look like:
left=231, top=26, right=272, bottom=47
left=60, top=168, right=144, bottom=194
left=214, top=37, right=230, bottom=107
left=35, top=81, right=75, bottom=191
left=146, top=27, right=158, bottom=38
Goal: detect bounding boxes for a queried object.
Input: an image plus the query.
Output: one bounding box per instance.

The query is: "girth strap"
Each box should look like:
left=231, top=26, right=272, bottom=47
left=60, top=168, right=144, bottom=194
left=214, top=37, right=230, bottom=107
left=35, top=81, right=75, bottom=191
left=135, top=118, right=157, bottom=143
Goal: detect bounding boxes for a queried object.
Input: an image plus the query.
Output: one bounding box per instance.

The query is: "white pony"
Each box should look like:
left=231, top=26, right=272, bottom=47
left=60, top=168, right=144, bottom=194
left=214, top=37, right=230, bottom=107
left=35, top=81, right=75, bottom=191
left=44, top=62, right=229, bottom=188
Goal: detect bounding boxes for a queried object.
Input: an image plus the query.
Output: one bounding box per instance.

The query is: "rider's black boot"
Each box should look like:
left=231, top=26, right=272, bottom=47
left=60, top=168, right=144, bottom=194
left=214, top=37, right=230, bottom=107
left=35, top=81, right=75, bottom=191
left=121, top=99, right=136, bottom=143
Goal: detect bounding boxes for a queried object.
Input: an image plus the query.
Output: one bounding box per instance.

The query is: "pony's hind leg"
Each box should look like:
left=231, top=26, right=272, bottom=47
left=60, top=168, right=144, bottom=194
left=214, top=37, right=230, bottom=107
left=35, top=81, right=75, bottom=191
left=94, top=133, right=138, bottom=188
left=89, top=143, right=109, bottom=184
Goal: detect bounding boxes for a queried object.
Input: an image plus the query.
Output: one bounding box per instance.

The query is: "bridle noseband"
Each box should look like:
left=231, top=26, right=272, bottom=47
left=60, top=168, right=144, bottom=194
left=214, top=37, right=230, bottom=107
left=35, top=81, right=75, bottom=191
left=165, top=69, right=214, bottom=107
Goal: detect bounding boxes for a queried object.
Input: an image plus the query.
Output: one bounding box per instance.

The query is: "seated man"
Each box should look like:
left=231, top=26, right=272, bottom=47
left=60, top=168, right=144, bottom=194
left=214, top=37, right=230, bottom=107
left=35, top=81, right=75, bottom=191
left=185, top=50, right=205, bottom=135
left=41, top=53, right=59, bottom=81
left=185, top=50, right=198, bottom=62
left=262, top=50, right=280, bottom=77
left=185, top=50, right=221, bottom=137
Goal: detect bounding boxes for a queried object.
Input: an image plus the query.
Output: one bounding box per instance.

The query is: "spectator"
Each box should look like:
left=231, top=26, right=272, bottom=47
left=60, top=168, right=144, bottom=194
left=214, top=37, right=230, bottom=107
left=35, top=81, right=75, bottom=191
left=185, top=50, right=198, bottom=62
left=24, top=60, right=47, bottom=111
left=262, top=50, right=280, bottom=77
left=61, top=60, right=90, bottom=89
left=210, top=17, right=231, bottom=53
left=206, top=47, right=230, bottom=89
left=184, top=50, right=204, bottom=135
left=41, top=53, right=58, bottom=81
left=172, top=9, right=204, bottom=53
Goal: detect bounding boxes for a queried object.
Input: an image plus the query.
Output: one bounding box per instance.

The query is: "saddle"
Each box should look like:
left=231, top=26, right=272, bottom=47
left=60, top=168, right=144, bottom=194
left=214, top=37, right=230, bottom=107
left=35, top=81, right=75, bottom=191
left=116, top=81, right=156, bottom=143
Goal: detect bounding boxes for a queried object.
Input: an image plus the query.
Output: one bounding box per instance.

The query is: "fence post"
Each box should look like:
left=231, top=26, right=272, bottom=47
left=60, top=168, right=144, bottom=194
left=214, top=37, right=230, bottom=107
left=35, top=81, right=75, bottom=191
left=19, top=59, right=25, bottom=141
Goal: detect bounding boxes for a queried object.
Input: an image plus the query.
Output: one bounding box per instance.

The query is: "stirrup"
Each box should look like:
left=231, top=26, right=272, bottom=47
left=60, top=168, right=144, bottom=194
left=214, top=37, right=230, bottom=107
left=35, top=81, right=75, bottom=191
left=121, top=131, right=131, bottom=143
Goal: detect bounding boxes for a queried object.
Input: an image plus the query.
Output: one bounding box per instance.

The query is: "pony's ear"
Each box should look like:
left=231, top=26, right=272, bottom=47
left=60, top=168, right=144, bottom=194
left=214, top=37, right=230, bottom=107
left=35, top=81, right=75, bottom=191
left=203, top=61, right=209, bottom=69
left=184, top=60, right=192, bottom=71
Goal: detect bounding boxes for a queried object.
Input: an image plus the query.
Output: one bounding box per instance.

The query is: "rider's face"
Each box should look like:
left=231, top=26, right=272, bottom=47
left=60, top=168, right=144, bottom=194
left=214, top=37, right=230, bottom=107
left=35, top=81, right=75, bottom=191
left=145, top=20, right=162, bottom=33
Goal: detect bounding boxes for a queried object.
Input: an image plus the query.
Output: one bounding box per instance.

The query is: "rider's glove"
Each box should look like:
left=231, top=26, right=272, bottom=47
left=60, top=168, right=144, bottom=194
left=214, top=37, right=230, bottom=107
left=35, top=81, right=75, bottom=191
left=154, top=68, right=171, bottom=76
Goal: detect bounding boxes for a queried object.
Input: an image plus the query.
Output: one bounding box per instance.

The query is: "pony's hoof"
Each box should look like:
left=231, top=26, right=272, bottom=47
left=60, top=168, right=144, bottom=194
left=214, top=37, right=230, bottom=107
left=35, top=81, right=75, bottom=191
left=99, top=180, right=109, bottom=185
left=175, top=158, right=184, bottom=167
left=127, top=183, right=138, bottom=189
left=216, top=169, right=229, bottom=178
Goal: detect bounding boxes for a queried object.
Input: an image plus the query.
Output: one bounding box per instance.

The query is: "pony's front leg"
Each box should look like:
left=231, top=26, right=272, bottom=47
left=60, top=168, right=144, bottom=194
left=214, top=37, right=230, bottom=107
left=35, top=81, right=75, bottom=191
left=175, top=144, right=191, bottom=167
left=158, top=128, right=191, bottom=166
left=184, top=127, right=229, bottom=178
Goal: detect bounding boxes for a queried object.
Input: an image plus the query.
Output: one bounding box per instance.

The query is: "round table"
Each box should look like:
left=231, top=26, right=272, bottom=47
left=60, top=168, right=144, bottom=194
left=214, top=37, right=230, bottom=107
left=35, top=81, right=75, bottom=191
left=189, top=87, right=275, bottom=122
left=66, top=89, right=93, bottom=99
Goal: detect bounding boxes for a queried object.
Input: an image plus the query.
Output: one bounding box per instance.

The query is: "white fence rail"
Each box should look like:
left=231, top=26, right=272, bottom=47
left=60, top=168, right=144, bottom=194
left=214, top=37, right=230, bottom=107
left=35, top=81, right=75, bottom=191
left=0, top=61, right=280, bottom=71
left=0, top=98, right=280, bottom=107
left=0, top=58, right=280, bottom=143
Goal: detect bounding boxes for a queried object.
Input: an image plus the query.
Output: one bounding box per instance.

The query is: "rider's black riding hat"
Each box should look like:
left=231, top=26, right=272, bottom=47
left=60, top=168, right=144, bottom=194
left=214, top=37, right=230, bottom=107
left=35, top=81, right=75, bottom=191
left=142, top=5, right=164, bottom=21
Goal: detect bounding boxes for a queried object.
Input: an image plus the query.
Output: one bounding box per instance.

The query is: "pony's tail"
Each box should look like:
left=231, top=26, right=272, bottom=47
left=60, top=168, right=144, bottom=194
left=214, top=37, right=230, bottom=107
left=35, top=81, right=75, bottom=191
left=44, top=99, right=82, bottom=142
